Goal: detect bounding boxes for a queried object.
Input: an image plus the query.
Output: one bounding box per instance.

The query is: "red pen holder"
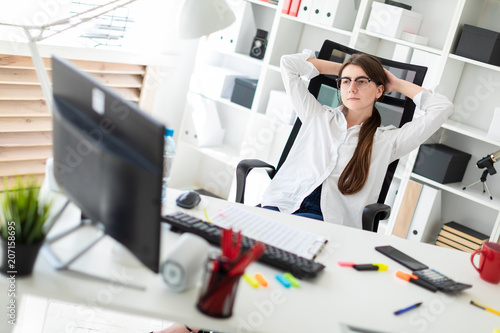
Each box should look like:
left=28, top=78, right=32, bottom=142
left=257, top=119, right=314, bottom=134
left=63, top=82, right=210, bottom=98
left=196, top=258, right=242, bottom=318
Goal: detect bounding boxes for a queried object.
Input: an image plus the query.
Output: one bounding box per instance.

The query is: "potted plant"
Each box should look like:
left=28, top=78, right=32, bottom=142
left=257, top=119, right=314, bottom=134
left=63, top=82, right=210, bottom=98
left=0, top=176, right=52, bottom=276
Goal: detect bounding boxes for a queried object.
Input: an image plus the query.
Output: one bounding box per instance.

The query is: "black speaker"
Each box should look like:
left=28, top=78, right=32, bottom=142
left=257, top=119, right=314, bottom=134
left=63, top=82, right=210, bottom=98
left=250, top=29, right=268, bottom=60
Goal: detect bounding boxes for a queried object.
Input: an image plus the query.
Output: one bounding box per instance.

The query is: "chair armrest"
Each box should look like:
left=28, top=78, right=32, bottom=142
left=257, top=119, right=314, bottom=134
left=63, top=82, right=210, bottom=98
left=362, top=203, right=391, bottom=232
left=235, top=159, right=276, bottom=204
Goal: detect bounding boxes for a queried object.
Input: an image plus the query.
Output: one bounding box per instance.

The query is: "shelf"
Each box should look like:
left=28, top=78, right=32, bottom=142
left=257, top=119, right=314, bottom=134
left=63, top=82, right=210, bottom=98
left=281, top=14, right=353, bottom=37
left=448, top=54, right=500, bottom=73
left=411, top=173, right=500, bottom=210
left=358, top=29, right=444, bottom=55
left=245, top=0, right=278, bottom=9
left=268, top=64, right=280, bottom=73
left=198, top=144, right=242, bottom=168
left=178, top=0, right=500, bottom=243
left=442, top=119, right=500, bottom=147
left=201, top=43, right=266, bottom=67
left=188, top=91, right=254, bottom=115
left=214, top=96, right=255, bottom=114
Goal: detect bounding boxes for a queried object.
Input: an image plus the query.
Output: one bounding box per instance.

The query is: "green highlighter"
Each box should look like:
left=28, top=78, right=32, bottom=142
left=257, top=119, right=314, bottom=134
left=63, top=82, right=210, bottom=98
left=283, top=272, right=300, bottom=288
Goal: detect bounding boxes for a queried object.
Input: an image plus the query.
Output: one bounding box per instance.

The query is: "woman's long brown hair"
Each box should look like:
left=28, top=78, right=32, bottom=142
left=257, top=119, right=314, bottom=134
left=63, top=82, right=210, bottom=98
left=337, top=54, right=387, bottom=195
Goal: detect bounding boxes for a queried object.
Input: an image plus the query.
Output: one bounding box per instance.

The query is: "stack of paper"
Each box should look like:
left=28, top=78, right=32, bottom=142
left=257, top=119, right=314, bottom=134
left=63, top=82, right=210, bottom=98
left=211, top=206, right=327, bottom=260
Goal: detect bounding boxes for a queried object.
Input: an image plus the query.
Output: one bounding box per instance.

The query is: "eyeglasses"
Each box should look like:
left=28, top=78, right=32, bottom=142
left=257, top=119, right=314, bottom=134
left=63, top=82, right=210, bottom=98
left=336, top=76, right=374, bottom=90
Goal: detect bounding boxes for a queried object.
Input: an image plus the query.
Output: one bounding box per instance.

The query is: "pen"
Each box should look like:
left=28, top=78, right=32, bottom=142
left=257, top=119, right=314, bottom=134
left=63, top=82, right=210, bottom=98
left=470, top=300, right=500, bottom=316
left=227, top=242, right=266, bottom=276
left=395, top=271, right=438, bottom=292
left=394, top=302, right=422, bottom=315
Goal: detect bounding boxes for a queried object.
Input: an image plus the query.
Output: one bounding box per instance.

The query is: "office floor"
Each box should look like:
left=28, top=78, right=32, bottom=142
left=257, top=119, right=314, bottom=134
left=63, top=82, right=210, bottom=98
left=13, top=295, right=172, bottom=333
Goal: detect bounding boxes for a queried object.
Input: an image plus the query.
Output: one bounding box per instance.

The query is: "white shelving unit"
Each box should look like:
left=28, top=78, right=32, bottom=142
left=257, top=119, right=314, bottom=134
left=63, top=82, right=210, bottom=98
left=171, top=0, right=500, bottom=243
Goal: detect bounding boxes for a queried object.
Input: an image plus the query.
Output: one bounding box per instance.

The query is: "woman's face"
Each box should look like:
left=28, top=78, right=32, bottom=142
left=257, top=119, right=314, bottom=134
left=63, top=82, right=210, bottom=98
left=339, top=64, right=384, bottom=115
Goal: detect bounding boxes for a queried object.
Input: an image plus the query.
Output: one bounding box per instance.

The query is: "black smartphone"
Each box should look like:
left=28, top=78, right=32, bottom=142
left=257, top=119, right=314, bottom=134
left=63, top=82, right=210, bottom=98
left=375, top=245, right=429, bottom=271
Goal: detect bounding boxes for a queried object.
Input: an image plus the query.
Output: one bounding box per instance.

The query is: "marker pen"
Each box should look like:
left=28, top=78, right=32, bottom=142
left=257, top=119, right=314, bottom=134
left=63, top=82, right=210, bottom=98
left=396, top=271, right=437, bottom=292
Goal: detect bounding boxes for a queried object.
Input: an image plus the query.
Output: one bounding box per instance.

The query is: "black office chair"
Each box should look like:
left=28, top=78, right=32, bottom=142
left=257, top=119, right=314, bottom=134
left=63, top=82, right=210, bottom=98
left=235, top=40, right=427, bottom=232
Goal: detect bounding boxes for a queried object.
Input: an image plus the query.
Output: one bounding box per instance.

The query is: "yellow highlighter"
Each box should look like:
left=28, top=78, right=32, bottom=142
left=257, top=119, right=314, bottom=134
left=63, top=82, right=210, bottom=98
left=243, top=273, right=259, bottom=288
left=372, top=263, right=388, bottom=271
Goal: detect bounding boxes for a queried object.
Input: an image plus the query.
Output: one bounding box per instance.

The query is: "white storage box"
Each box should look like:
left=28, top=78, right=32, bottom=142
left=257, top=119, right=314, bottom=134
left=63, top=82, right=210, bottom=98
left=265, top=90, right=296, bottom=125
left=401, top=32, right=429, bottom=46
left=183, top=93, right=225, bottom=147
left=487, top=107, right=500, bottom=142
left=366, top=2, right=423, bottom=39
left=206, top=1, right=255, bottom=53
left=308, top=0, right=358, bottom=30
left=189, top=65, right=247, bottom=100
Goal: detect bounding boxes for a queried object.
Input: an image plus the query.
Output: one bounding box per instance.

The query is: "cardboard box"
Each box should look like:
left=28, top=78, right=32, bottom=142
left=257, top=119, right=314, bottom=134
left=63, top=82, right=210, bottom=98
left=455, top=24, right=500, bottom=66
left=413, top=144, right=472, bottom=184
left=366, top=2, right=423, bottom=39
left=231, top=78, right=258, bottom=109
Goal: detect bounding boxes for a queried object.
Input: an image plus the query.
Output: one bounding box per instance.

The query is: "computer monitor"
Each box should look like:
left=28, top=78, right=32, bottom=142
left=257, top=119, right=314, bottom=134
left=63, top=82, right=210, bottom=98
left=51, top=55, right=164, bottom=273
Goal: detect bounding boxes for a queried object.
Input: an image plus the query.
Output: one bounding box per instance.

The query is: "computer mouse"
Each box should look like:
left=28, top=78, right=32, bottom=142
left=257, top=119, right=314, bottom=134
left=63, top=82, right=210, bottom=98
left=176, top=190, right=201, bottom=209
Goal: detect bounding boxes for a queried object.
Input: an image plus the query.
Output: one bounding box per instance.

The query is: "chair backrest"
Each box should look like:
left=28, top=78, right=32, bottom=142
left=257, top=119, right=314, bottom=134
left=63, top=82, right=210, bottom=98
left=276, top=40, right=427, bottom=204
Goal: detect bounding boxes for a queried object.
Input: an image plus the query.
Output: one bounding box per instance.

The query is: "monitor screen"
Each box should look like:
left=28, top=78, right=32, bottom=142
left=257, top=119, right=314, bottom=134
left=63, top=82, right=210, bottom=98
left=51, top=56, right=164, bottom=273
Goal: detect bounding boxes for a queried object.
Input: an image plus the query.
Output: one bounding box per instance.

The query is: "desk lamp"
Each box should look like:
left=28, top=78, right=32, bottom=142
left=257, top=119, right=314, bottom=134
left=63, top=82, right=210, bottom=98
left=463, top=149, right=500, bottom=200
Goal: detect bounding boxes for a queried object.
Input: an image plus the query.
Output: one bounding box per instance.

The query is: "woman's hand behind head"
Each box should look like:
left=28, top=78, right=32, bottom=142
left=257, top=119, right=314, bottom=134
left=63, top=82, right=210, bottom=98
left=383, top=68, right=400, bottom=95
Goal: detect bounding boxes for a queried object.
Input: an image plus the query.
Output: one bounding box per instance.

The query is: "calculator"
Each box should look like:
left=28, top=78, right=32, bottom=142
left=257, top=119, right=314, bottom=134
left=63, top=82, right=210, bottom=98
left=412, top=268, right=472, bottom=293
left=375, top=245, right=472, bottom=293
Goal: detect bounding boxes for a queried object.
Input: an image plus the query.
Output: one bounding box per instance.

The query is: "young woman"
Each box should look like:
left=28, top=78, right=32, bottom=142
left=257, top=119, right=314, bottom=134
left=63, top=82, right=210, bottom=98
left=152, top=49, right=454, bottom=333
left=260, top=49, right=453, bottom=229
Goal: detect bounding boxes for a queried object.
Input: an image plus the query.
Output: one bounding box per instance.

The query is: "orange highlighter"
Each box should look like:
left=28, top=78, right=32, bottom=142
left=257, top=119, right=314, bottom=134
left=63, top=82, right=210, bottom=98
left=396, top=271, right=438, bottom=293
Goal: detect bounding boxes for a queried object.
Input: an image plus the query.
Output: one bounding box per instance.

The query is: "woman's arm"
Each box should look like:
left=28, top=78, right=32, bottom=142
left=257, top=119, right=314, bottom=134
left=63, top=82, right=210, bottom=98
left=384, top=68, right=430, bottom=99
left=307, top=58, right=342, bottom=76
left=280, top=51, right=325, bottom=120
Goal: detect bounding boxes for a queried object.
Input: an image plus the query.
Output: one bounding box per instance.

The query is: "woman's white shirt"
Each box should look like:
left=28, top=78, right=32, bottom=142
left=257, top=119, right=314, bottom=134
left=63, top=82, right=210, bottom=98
left=260, top=50, right=453, bottom=229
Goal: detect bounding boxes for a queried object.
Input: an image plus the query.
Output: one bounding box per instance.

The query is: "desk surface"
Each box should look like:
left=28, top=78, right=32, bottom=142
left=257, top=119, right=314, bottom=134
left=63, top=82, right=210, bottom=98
left=3, top=189, right=500, bottom=333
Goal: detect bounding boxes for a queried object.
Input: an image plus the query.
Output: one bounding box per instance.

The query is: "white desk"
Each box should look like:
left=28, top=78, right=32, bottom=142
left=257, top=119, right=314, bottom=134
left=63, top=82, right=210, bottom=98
left=2, top=188, right=500, bottom=333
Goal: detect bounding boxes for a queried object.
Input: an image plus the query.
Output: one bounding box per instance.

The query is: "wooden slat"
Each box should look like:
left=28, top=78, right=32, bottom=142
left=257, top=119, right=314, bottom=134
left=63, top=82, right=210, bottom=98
left=0, top=131, right=52, bottom=146
left=139, top=65, right=160, bottom=114
left=0, top=68, right=142, bottom=89
left=0, top=86, right=137, bottom=102
left=0, top=55, right=44, bottom=69
left=90, top=73, right=143, bottom=88
left=0, top=160, right=47, bottom=177
left=0, top=145, right=52, bottom=162
left=0, top=116, right=52, bottom=132
left=0, top=54, right=146, bottom=74
left=0, top=68, right=51, bottom=85
left=0, top=173, right=46, bottom=191
left=73, top=60, right=146, bottom=75
left=0, top=54, right=160, bottom=185
left=114, top=87, right=140, bottom=102
left=0, top=100, right=50, bottom=116
left=0, top=84, right=44, bottom=100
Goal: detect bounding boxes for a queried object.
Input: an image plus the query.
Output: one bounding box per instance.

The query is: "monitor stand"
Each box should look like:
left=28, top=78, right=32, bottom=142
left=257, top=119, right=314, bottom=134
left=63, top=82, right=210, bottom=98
left=42, top=200, right=146, bottom=290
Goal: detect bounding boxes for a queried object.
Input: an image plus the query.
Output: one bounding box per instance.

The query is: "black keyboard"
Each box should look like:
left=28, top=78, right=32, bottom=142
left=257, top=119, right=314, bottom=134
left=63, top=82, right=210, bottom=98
left=161, top=211, right=325, bottom=279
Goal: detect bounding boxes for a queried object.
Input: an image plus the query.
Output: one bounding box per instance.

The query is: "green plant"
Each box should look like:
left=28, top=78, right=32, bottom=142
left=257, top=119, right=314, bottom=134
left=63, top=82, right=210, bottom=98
left=0, top=177, right=52, bottom=245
